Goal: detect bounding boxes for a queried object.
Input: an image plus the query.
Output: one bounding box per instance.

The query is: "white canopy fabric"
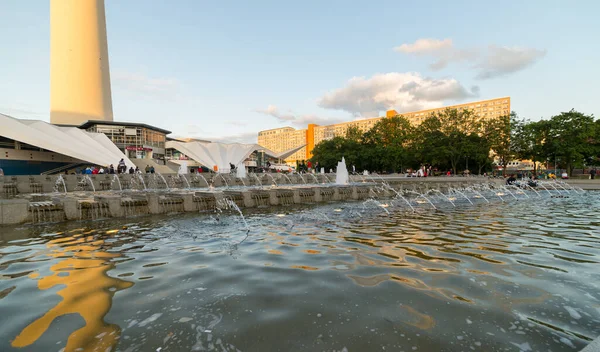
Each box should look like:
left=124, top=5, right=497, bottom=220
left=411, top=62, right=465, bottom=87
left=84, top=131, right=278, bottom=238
left=167, top=141, right=263, bottom=173
left=271, top=144, right=306, bottom=160
left=0, top=113, right=135, bottom=168
left=167, top=141, right=307, bottom=173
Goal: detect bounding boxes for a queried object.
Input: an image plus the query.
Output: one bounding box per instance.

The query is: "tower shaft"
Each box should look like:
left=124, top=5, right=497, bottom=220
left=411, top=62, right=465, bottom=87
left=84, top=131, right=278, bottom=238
left=50, top=0, right=113, bottom=125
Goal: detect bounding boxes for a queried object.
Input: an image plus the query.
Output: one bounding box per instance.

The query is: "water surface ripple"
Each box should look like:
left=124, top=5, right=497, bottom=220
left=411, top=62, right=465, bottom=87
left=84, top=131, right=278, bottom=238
left=0, top=192, right=599, bottom=351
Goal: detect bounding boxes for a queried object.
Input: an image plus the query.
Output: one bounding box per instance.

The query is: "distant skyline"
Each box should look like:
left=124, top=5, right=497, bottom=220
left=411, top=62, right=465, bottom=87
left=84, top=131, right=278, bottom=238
left=1, top=0, right=598, bottom=143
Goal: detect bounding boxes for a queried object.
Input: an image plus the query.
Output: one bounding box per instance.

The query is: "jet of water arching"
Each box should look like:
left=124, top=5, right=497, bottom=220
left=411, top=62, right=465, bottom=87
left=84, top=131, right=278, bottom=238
left=252, top=173, right=263, bottom=188
left=372, top=173, right=388, bottom=185
left=557, top=181, right=580, bottom=193
left=449, top=188, right=474, bottom=205
left=282, top=173, right=293, bottom=185
left=500, top=186, right=518, bottom=200
left=297, top=173, right=307, bottom=184
left=307, top=173, right=320, bottom=184
left=54, top=175, right=67, bottom=193
left=508, top=184, right=530, bottom=198
left=111, top=174, right=122, bottom=191
left=217, top=173, right=230, bottom=188
left=265, top=173, right=278, bottom=187
left=222, top=198, right=249, bottom=231
left=83, top=175, right=96, bottom=192
left=362, top=198, right=390, bottom=215
left=156, top=172, right=170, bottom=191
left=553, top=181, right=570, bottom=194
left=381, top=183, right=415, bottom=212
left=195, top=173, right=209, bottom=187
left=136, top=173, right=147, bottom=191
left=519, top=182, right=541, bottom=197
left=465, top=186, right=490, bottom=203
left=429, top=189, right=456, bottom=207
left=179, top=174, right=191, bottom=189
left=537, top=181, right=553, bottom=195
left=405, top=190, right=437, bottom=210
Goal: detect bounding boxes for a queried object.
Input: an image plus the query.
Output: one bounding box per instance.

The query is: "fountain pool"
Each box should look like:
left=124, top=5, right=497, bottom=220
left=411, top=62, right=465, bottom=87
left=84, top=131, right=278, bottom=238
left=0, top=192, right=599, bottom=351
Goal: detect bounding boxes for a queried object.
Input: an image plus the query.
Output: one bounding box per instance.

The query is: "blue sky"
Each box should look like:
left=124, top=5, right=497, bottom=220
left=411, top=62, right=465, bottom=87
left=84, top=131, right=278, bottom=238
left=1, top=0, right=598, bottom=142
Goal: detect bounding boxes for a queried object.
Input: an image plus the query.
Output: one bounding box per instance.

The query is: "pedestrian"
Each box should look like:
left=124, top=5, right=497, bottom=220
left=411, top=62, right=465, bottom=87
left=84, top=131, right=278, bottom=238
left=591, top=169, right=596, bottom=180
left=150, top=166, right=155, bottom=174
left=118, top=159, right=126, bottom=174
left=135, top=166, right=140, bottom=173
left=99, top=167, right=105, bottom=174
left=92, top=167, right=99, bottom=175
left=307, top=160, right=313, bottom=173
left=109, top=164, right=115, bottom=174
left=128, top=167, right=135, bottom=174
left=145, top=165, right=150, bottom=173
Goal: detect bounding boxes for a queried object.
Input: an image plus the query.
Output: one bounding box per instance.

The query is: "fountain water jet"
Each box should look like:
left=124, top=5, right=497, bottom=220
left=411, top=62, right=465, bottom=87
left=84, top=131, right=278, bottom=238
left=54, top=175, right=67, bottom=193
left=111, top=174, right=122, bottom=191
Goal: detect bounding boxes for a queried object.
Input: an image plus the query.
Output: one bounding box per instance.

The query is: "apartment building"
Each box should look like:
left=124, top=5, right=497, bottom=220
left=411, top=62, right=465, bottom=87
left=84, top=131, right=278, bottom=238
left=257, top=97, right=511, bottom=165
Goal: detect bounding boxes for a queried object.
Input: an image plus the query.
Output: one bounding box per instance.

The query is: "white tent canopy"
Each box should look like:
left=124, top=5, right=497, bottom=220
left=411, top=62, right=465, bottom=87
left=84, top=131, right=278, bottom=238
left=0, top=114, right=135, bottom=168
left=166, top=141, right=305, bottom=173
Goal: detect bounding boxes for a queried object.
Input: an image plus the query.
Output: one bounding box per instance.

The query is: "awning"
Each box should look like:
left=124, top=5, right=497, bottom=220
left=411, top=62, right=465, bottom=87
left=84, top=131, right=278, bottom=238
left=166, top=141, right=308, bottom=172
left=0, top=113, right=135, bottom=168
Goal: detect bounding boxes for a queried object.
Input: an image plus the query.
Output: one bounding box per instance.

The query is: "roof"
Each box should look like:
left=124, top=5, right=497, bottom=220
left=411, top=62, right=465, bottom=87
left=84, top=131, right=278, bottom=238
left=166, top=141, right=304, bottom=173
left=78, top=120, right=172, bottom=135
left=0, top=114, right=135, bottom=168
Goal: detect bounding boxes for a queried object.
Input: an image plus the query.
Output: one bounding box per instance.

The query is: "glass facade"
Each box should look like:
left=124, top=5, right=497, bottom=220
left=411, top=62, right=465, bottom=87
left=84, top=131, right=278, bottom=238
left=86, top=124, right=167, bottom=162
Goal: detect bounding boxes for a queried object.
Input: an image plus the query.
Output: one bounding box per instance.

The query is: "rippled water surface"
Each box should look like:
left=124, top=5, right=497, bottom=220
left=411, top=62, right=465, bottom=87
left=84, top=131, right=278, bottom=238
left=1, top=192, right=600, bottom=351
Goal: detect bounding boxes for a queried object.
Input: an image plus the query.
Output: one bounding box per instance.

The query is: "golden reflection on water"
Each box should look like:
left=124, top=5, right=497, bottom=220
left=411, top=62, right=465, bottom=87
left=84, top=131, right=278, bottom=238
left=11, top=230, right=133, bottom=352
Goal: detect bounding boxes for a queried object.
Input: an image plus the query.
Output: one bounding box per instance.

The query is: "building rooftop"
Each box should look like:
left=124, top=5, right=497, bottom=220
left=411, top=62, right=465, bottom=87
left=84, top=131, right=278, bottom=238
left=78, top=120, right=172, bottom=135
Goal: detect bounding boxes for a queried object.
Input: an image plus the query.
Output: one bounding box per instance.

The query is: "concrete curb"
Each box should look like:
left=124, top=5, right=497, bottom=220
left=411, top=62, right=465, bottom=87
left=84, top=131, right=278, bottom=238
left=581, top=336, right=600, bottom=352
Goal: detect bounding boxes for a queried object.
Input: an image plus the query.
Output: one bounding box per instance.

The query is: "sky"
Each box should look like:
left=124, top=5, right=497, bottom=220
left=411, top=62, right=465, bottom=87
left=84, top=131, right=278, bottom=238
left=1, top=0, right=598, bottom=143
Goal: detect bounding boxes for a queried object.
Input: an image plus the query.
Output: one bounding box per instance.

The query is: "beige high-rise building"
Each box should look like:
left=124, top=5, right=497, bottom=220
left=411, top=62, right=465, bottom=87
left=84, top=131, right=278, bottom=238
left=50, top=0, right=114, bottom=125
left=257, top=97, right=511, bottom=165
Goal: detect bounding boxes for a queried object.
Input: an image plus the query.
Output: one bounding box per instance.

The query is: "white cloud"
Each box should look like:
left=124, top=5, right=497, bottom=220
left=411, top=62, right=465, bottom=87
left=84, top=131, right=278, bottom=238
left=394, top=38, right=453, bottom=54
left=317, top=72, right=478, bottom=117
left=255, top=105, right=344, bottom=126
left=475, top=46, right=547, bottom=79
left=395, top=39, right=546, bottom=78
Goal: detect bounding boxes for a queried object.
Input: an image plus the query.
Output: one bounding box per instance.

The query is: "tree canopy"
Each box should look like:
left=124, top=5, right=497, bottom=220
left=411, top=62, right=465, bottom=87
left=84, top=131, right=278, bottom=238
left=309, top=108, right=598, bottom=176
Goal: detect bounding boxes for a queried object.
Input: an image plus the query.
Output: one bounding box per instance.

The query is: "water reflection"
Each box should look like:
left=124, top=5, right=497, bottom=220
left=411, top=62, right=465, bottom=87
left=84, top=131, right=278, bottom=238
left=11, top=230, right=134, bottom=351
left=1, top=193, right=599, bottom=351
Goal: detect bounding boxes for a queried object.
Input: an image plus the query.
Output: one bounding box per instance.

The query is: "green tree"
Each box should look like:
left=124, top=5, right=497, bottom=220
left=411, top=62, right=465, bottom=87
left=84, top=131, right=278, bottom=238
left=363, top=116, right=414, bottom=172
left=485, top=113, right=514, bottom=176
left=546, top=110, right=596, bottom=176
left=417, top=109, right=482, bottom=175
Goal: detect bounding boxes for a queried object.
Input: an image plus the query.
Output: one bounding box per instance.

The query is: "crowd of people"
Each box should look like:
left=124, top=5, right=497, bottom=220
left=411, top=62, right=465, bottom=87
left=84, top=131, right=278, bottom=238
left=77, top=159, right=160, bottom=175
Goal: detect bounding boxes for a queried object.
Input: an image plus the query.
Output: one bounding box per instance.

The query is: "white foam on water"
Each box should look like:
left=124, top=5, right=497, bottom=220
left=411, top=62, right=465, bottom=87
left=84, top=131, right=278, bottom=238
left=138, top=313, right=163, bottom=327
left=179, top=317, right=193, bottom=323
left=510, top=342, right=531, bottom=351
left=564, top=306, right=581, bottom=319
left=560, top=337, right=576, bottom=348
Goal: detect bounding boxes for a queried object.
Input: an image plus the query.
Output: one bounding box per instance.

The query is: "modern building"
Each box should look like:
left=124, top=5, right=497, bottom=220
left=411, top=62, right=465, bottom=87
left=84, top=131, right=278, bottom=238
left=257, top=97, right=511, bottom=165
left=386, top=97, right=510, bottom=125
left=0, top=114, right=134, bottom=175
left=50, top=0, right=114, bottom=125
left=79, top=120, right=171, bottom=163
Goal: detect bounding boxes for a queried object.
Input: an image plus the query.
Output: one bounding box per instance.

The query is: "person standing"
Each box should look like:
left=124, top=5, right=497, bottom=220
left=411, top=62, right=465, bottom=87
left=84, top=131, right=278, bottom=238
left=145, top=165, right=150, bottom=173
left=118, top=158, right=126, bottom=174
left=150, top=166, right=155, bottom=174
left=591, top=169, right=597, bottom=180
left=307, top=160, right=312, bottom=173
